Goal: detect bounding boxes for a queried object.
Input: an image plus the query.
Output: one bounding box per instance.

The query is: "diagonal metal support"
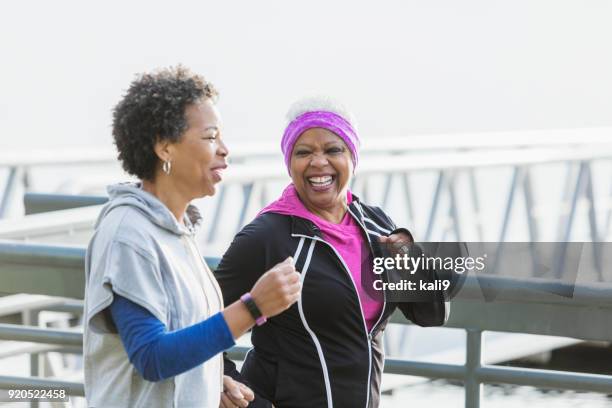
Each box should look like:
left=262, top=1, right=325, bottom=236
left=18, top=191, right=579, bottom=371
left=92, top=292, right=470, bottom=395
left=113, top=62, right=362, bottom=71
left=401, top=173, right=416, bottom=232
left=468, top=169, right=484, bottom=241
left=381, top=174, right=394, bottom=211
left=497, top=166, right=521, bottom=243
left=522, top=168, right=541, bottom=276
left=425, top=170, right=446, bottom=242
left=236, top=183, right=255, bottom=234
left=0, top=166, right=19, bottom=218
left=446, top=171, right=462, bottom=241
left=206, top=184, right=227, bottom=244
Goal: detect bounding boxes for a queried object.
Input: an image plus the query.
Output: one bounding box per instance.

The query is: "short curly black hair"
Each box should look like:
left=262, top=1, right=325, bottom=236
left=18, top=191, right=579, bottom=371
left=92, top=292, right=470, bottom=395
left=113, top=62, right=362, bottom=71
left=112, top=65, right=218, bottom=180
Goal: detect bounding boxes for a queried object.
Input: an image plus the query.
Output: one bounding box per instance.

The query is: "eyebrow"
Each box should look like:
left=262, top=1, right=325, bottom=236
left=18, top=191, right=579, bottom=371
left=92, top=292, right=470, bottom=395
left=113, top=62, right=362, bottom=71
left=201, top=126, right=219, bottom=134
left=294, top=141, right=343, bottom=149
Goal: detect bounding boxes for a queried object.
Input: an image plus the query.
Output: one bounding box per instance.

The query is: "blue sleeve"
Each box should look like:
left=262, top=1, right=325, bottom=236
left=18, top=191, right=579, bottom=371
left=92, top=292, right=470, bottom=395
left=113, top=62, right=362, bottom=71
left=109, top=294, right=235, bottom=382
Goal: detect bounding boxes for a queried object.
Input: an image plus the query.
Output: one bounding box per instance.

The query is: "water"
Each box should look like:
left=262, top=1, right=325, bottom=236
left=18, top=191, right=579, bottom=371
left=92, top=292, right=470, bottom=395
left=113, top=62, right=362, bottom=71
left=381, top=380, right=612, bottom=407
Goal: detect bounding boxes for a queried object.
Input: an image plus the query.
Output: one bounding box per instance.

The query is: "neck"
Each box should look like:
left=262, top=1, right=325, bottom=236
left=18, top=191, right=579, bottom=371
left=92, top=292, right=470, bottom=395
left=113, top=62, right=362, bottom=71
left=304, top=201, right=348, bottom=224
left=141, top=177, right=190, bottom=224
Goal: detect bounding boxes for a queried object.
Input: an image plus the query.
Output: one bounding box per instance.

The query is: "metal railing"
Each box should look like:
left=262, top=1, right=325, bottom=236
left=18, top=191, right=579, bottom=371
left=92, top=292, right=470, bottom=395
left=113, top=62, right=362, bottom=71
left=23, top=193, right=108, bottom=215
left=1, top=241, right=612, bottom=407
left=3, top=144, right=612, bottom=249
left=2, top=127, right=612, bottom=219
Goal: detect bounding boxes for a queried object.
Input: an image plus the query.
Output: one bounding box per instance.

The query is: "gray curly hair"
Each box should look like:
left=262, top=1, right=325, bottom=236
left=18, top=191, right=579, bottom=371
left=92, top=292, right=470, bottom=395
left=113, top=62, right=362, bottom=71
left=285, top=96, right=358, bottom=130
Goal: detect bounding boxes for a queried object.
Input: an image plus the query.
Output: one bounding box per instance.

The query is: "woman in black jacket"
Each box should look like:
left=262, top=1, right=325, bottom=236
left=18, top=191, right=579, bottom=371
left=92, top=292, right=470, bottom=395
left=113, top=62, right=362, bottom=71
left=215, top=97, right=449, bottom=408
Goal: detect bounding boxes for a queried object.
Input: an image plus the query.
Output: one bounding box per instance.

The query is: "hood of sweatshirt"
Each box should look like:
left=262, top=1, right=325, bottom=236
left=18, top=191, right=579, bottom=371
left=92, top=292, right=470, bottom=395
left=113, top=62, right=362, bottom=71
left=94, top=182, right=202, bottom=236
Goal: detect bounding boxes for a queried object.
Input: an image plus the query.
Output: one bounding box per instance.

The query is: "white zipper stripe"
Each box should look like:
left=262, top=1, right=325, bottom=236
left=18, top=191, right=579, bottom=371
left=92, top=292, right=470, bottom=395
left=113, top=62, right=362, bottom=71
left=293, top=236, right=305, bottom=263
left=347, top=208, right=372, bottom=243
left=363, top=217, right=392, bottom=234
left=297, top=239, right=334, bottom=408
left=292, top=232, right=372, bottom=408
left=365, top=229, right=382, bottom=237
left=354, top=202, right=391, bottom=235
left=347, top=206, right=388, bottom=408
left=347, top=207, right=389, bottom=332
left=293, top=204, right=390, bottom=408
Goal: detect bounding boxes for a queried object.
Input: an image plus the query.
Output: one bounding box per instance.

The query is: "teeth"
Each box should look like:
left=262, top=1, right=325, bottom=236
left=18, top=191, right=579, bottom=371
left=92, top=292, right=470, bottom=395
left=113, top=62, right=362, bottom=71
left=308, top=176, right=333, bottom=187
left=308, top=176, right=332, bottom=183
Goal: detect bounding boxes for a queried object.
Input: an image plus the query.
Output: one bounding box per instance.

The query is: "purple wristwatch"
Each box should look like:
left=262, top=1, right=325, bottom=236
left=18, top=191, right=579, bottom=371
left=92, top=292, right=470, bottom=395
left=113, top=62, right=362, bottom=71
left=240, top=292, right=267, bottom=326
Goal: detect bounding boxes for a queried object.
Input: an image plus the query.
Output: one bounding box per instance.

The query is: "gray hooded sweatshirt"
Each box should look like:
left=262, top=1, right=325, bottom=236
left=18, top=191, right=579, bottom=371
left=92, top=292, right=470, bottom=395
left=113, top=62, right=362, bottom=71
left=84, top=182, right=224, bottom=407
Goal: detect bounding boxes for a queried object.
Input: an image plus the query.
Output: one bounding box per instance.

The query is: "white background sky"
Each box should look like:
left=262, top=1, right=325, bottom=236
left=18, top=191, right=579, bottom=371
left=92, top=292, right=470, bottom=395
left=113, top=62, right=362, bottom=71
left=1, top=0, right=611, bottom=148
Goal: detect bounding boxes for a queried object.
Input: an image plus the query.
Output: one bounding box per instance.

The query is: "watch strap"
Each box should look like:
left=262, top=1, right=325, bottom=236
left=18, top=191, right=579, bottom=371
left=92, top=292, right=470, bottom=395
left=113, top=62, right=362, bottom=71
left=240, top=292, right=267, bottom=326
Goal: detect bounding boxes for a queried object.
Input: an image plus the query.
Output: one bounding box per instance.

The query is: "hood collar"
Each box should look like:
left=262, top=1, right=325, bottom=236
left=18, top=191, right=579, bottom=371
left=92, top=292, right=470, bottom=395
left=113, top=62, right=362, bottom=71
left=95, top=182, right=202, bottom=235
left=289, top=198, right=366, bottom=238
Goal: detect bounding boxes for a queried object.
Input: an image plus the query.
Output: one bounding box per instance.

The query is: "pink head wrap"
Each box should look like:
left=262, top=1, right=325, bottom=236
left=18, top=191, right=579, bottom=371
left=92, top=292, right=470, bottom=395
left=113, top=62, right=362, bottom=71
left=280, top=110, right=360, bottom=174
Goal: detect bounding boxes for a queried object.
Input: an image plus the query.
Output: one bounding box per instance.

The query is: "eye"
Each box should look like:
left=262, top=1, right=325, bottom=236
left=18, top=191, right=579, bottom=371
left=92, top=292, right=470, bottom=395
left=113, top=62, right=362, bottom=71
left=201, top=128, right=219, bottom=142
left=202, top=132, right=218, bottom=142
left=294, top=150, right=310, bottom=156
left=326, top=146, right=344, bottom=154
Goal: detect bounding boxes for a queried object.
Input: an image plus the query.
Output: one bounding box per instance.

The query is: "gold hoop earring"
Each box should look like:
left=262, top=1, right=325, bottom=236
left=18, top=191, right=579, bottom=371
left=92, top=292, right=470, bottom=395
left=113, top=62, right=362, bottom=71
left=162, top=160, right=172, bottom=175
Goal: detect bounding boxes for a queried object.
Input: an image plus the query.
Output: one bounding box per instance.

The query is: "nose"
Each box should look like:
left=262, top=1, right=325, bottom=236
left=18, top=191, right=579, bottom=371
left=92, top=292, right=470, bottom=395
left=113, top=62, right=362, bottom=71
left=217, top=138, right=229, bottom=158
left=309, top=152, right=329, bottom=167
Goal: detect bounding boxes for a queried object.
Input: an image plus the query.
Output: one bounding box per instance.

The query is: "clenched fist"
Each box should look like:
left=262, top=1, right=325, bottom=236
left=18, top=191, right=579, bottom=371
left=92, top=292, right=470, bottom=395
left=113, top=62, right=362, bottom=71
left=250, top=257, right=301, bottom=318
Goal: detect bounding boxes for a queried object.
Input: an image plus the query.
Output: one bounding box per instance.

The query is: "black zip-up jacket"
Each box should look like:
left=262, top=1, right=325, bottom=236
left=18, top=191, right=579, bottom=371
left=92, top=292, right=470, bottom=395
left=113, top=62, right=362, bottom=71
left=215, top=197, right=449, bottom=408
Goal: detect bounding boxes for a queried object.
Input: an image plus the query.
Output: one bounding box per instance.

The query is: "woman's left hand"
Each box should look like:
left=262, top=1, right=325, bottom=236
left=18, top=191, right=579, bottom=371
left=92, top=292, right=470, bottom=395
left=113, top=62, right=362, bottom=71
left=220, top=375, right=254, bottom=408
left=379, top=232, right=412, bottom=245
left=379, top=232, right=413, bottom=257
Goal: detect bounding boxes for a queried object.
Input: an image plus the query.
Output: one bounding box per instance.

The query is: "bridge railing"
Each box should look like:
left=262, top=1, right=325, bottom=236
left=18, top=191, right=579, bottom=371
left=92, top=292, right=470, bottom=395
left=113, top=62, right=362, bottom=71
left=3, top=142, right=612, bottom=250
left=1, top=241, right=611, bottom=407
left=2, top=127, right=611, bottom=219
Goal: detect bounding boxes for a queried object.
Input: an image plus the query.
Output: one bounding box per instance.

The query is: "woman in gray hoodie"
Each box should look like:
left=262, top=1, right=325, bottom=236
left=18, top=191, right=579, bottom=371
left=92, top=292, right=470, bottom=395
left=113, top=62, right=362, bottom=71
left=84, top=66, right=300, bottom=408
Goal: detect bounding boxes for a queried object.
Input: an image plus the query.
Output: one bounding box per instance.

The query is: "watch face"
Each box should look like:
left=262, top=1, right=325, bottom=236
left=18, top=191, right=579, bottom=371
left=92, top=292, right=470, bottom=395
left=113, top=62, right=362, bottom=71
left=241, top=294, right=264, bottom=321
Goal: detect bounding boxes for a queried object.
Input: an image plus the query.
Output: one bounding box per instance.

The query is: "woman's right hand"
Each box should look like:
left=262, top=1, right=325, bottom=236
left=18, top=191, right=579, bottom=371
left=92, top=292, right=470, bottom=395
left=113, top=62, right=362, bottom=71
left=250, top=257, right=301, bottom=318
left=222, top=257, right=301, bottom=339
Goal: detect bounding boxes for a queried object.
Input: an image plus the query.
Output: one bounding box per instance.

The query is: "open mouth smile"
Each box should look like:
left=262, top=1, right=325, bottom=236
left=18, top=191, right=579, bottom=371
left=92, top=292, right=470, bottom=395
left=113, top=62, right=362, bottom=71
left=307, top=175, right=335, bottom=191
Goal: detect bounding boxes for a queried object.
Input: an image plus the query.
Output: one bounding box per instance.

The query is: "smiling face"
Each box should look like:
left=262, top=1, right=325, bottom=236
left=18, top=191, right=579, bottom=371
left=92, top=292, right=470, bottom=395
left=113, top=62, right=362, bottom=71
left=290, top=127, right=354, bottom=218
left=164, top=98, right=228, bottom=199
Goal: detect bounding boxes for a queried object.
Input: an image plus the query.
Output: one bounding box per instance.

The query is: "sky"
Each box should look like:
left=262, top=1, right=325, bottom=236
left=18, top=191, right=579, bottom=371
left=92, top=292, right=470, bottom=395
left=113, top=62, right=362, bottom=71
left=1, top=0, right=611, bottom=149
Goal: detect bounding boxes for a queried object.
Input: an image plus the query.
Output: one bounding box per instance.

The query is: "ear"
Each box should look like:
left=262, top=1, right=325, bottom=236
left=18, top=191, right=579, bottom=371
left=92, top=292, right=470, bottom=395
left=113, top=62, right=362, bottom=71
left=153, top=137, right=173, bottom=163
